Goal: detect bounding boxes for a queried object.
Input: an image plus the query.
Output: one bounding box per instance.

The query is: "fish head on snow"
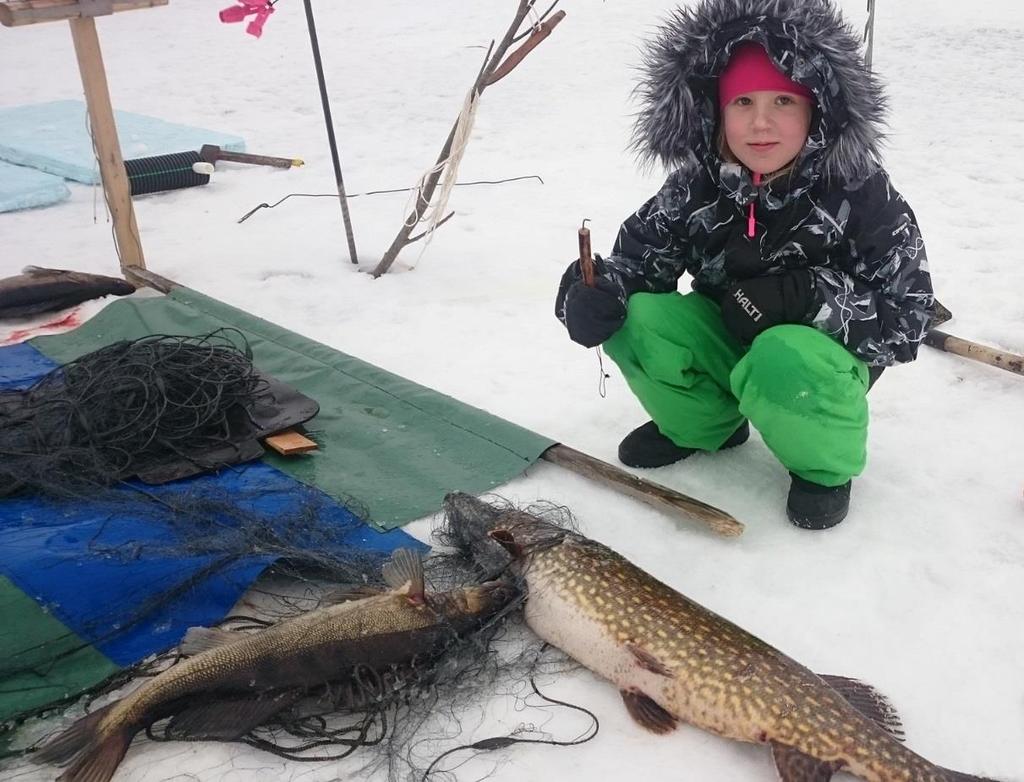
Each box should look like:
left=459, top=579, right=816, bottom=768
left=438, top=491, right=515, bottom=578
left=488, top=511, right=572, bottom=563
left=440, top=492, right=573, bottom=575
left=441, top=491, right=506, bottom=530
left=427, top=577, right=520, bottom=633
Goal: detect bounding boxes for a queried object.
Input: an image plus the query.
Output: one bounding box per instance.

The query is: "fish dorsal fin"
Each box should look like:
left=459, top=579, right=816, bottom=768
left=179, top=626, right=247, bottom=656
left=818, top=674, right=905, bottom=741
left=620, top=689, right=677, bottom=734
left=770, top=742, right=842, bottom=782
left=381, top=548, right=425, bottom=600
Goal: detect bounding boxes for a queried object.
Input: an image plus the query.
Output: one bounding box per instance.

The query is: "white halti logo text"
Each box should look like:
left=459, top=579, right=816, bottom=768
left=733, top=288, right=762, bottom=322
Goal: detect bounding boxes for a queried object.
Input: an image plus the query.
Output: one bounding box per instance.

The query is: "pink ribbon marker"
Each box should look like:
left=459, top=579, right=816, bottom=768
left=747, top=172, right=761, bottom=238
left=219, top=1, right=275, bottom=38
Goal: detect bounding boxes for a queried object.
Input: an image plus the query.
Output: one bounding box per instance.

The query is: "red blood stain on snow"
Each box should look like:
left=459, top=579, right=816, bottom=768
left=2, top=309, right=82, bottom=345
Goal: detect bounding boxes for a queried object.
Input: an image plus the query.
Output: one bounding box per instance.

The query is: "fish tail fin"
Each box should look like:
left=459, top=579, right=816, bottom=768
left=33, top=702, right=132, bottom=782
left=33, top=703, right=115, bottom=766
left=57, top=729, right=132, bottom=782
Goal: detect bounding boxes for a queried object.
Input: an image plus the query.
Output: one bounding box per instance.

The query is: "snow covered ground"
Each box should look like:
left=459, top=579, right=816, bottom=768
left=2, top=1, right=1023, bottom=780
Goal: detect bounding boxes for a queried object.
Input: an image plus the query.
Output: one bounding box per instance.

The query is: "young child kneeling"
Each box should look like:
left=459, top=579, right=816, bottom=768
left=556, top=0, right=933, bottom=530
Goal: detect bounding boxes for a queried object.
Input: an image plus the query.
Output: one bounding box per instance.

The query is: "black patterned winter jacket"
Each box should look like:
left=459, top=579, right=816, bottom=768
left=579, top=0, right=933, bottom=367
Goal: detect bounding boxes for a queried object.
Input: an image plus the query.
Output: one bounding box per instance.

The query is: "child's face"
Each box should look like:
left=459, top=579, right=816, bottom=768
left=722, top=91, right=813, bottom=175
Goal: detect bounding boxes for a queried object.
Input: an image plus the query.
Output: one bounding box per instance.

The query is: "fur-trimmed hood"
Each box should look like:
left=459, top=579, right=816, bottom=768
left=632, top=0, right=887, bottom=186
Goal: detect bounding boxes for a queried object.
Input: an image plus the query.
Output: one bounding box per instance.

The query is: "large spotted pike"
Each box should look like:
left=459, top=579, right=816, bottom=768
left=442, top=493, right=999, bottom=782
left=34, top=548, right=516, bottom=782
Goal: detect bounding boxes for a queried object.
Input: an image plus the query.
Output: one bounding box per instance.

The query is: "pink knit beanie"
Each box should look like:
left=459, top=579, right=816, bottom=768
left=718, top=42, right=815, bottom=107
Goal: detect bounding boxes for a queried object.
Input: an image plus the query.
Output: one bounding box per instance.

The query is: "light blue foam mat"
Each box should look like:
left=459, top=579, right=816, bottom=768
left=0, top=161, right=71, bottom=213
left=0, top=100, right=246, bottom=185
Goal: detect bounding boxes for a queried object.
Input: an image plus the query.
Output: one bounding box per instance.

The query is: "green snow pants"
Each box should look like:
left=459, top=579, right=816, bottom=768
left=603, top=291, right=870, bottom=487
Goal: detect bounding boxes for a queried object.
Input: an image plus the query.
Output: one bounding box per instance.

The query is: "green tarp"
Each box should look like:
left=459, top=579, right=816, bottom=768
left=0, top=576, right=120, bottom=717
left=30, top=287, right=554, bottom=529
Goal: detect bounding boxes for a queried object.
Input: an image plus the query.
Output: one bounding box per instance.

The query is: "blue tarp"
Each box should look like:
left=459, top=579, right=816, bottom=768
left=0, top=341, right=58, bottom=389
left=0, top=161, right=71, bottom=213
left=0, top=341, right=424, bottom=667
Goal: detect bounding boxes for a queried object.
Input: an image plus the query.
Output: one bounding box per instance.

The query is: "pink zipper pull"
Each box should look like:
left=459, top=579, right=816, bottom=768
left=747, top=172, right=761, bottom=238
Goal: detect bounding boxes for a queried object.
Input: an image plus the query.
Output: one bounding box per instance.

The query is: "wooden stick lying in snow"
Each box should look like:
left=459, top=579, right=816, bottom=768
left=922, top=298, right=1024, bottom=378
left=923, top=330, right=1024, bottom=377
left=542, top=444, right=744, bottom=538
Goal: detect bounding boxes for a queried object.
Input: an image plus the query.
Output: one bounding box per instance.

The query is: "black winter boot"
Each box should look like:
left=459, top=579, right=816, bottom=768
left=786, top=474, right=851, bottom=530
left=618, top=421, right=749, bottom=469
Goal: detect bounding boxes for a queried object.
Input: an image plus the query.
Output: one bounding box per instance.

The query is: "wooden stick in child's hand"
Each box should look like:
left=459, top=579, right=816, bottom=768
left=576, top=219, right=612, bottom=398
left=578, top=219, right=595, bottom=287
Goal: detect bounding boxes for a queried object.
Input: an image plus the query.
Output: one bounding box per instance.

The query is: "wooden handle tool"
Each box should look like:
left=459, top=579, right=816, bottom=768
left=578, top=218, right=595, bottom=287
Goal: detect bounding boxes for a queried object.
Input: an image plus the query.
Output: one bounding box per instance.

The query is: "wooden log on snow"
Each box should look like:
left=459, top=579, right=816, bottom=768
left=541, top=443, right=744, bottom=538
left=923, top=329, right=1024, bottom=377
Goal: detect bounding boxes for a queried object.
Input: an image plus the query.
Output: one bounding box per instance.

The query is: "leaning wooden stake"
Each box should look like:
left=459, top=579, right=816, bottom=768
left=371, top=2, right=565, bottom=277
left=1, top=1, right=162, bottom=270
left=70, top=15, right=144, bottom=270
left=542, top=444, right=745, bottom=538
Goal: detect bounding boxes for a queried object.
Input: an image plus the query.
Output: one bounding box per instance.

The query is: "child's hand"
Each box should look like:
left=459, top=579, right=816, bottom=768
left=555, top=258, right=626, bottom=347
left=719, top=270, right=815, bottom=345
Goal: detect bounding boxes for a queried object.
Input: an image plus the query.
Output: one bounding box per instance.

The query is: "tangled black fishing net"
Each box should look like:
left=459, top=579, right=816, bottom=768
left=1, top=494, right=594, bottom=782
left=206, top=495, right=592, bottom=782
left=0, top=330, right=310, bottom=496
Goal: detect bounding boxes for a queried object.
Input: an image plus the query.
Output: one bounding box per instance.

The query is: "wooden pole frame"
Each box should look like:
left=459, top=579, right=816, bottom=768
left=69, top=14, right=145, bottom=269
left=0, top=0, right=167, bottom=273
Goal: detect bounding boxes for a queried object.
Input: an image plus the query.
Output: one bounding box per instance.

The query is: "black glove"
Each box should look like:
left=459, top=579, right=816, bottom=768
left=723, top=227, right=766, bottom=280
left=720, top=270, right=815, bottom=345
left=555, top=258, right=626, bottom=348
